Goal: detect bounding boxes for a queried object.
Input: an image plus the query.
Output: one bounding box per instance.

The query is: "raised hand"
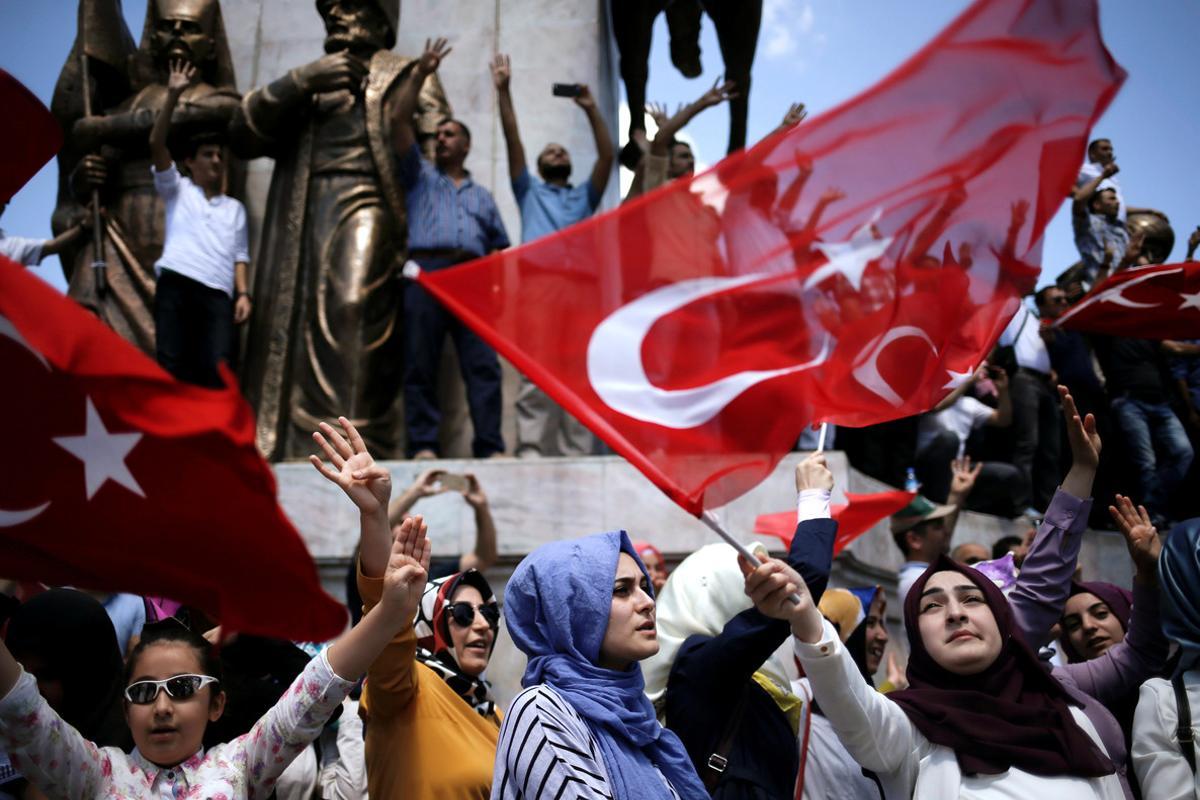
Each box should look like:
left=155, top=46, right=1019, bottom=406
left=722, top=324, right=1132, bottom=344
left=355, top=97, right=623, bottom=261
left=417, top=37, right=452, bottom=77
left=740, top=556, right=823, bottom=642
left=697, top=77, right=737, bottom=109
left=309, top=416, right=392, bottom=515
left=950, top=455, right=982, bottom=497
left=463, top=473, right=488, bottom=508
left=490, top=52, right=511, bottom=91
left=795, top=452, right=834, bottom=493
left=379, top=515, right=432, bottom=618
left=1009, top=199, right=1029, bottom=230
left=407, top=468, right=446, bottom=499
left=886, top=650, right=909, bottom=690
left=1059, top=385, right=1101, bottom=470
left=780, top=102, right=807, bottom=129
left=1109, top=494, right=1161, bottom=580
left=645, top=101, right=671, bottom=132
left=166, top=59, right=195, bottom=95
left=573, top=84, right=596, bottom=112
left=1102, top=162, right=1119, bottom=178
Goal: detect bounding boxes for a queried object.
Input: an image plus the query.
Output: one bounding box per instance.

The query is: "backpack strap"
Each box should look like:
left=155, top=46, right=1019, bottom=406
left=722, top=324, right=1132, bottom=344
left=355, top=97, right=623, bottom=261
left=1173, top=674, right=1196, bottom=774
left=703, top=687, right=749, bottom=792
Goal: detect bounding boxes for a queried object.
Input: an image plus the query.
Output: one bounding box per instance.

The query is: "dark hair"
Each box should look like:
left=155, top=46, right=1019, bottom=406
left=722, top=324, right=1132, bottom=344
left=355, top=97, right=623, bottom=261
left=992, top=535, right=1023, bottom=561
left=1034, top=285, right=1062, bottom=308
left=892, top=528, right=911, bottom=556
left=1088, top=186, right=1116, bottom=212
left=124, top=619, right=223, bottom=690
left=1086, top=138, right=1110, bottom=157
left=438, top=117, right=471, bottom=143
left=180, top=131, right=225, bottom=162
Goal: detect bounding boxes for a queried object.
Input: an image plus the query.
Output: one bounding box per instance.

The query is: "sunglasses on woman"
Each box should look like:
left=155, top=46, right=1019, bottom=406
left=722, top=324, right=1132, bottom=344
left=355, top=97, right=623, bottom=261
left=446, top=600, right=500, bottom=629
left=124, top=674, right=220, bottom=705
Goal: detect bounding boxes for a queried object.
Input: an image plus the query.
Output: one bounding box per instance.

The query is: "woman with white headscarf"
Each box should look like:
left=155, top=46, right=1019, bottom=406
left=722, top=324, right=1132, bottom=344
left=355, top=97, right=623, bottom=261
left=647, top=453, right=838, bottom=797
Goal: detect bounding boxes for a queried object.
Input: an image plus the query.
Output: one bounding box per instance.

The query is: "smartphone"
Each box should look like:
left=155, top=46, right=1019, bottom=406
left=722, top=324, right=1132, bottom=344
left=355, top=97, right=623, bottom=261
left=435, top=473, right=469, bottom=493
left=552, top=82, right=583, bottom=98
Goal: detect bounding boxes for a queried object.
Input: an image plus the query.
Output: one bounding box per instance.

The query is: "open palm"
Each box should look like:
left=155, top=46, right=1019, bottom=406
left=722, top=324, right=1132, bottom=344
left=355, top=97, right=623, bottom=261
left=310, top=417, right=392, bottom=514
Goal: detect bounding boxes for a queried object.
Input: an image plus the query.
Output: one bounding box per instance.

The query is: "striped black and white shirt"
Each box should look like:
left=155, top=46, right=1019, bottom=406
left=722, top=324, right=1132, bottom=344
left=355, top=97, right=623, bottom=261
left=491, top=685, right=683, bottom=800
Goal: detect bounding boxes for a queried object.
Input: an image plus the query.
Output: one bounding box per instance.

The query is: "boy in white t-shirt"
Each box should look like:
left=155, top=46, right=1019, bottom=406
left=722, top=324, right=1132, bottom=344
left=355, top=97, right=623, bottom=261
left=915, top=366, right=1022, bottom=517
left=149, top=60, right=250, bottom=387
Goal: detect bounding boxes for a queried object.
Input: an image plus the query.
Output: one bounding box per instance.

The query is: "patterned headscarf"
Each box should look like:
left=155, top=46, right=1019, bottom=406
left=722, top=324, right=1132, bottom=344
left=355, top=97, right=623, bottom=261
left=412, top=569, right=497, bottom=717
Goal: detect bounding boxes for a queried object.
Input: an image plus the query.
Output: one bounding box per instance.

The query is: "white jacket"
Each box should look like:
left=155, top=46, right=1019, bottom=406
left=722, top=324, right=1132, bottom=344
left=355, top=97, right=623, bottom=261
left=794, top=619, right=1125, bottom=800
left=1132, top=671, right=1200, bottom=799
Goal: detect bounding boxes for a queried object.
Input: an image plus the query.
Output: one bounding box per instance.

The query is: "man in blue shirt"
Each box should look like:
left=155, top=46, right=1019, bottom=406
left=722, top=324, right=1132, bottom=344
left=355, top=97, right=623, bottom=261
left=491, top=53, right=614, bottom=457
left=393, top=39, right=510, bottom=458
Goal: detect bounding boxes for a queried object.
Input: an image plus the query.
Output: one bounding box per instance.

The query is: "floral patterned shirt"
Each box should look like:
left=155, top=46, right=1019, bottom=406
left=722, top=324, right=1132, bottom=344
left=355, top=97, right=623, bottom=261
left=0, top=649, right=354, bottom=799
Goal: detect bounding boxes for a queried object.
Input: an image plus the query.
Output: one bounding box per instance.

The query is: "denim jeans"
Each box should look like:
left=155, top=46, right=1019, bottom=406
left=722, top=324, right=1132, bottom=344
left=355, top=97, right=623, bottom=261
left=1111, top=396, right=1194, bottom=518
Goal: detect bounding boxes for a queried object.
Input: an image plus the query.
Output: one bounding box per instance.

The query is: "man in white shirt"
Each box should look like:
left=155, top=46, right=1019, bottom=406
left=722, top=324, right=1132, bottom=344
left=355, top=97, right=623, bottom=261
left=149, top=60, right=250, bottom=387
left=997, top=303, right=1059, bottom=514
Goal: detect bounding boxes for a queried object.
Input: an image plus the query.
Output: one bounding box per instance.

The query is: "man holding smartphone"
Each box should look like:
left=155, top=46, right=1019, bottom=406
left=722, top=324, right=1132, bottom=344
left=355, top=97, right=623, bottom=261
left=491, top=53, right=614, bottom=458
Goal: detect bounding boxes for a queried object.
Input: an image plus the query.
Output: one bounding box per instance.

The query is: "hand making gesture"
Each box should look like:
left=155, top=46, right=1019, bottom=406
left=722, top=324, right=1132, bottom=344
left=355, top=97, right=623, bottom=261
left=417, top=37, right=452, bottom=77
left=379, top=515, right=432, bottom=620
left=1109, top=494, right=1161, bottom=586
left=166, top=59, right=196, bottom=96
left=490, top=52, right=511, bottom=91
left=310, top=416, right=392, bottom=516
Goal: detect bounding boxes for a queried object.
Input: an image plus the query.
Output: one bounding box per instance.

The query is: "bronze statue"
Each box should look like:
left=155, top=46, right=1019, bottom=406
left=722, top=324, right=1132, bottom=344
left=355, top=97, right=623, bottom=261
left=233, top=0, right=450, bottom=461
left=52, top=0, right=240, bottom=355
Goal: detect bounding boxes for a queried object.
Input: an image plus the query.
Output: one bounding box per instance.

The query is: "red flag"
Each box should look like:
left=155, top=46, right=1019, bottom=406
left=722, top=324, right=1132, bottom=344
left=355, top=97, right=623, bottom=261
left=414, top=0, right=1124, bottom=515
left=1053, top=262, right=1200, bottom=339
left=0, top=69, right=62, bottom=203
left=754, top=490, right=916, bottom=553
left=0, top=259, right=347, bottom=642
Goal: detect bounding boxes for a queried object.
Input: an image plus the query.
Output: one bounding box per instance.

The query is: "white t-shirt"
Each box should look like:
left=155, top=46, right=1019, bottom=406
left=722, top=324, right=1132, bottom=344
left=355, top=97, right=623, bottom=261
left=0, top=231, right=43, bottom=266
left=152, top=163, right=249, bottom=295
left=998, top=306, right=1051, bottom=375
left=917, top=396, right=994, bottom=455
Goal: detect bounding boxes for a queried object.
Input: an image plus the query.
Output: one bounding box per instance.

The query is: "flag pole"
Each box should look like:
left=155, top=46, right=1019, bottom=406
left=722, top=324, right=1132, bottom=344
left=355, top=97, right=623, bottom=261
left=79, top=16, right=108, bottom=299
left=700, top=510, right=803, bottom=604
left=815, top=422, right=828, bottom=454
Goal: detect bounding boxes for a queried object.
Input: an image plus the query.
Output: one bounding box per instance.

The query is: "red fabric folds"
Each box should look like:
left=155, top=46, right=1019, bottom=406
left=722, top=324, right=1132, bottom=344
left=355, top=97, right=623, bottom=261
left=416, top=0, right=1124, bottom=514
left=1053, top=262, right=1200, bottom=339
left=0, top=259, right=347, bottom=642
left=754, top=489, right=915, bottom=552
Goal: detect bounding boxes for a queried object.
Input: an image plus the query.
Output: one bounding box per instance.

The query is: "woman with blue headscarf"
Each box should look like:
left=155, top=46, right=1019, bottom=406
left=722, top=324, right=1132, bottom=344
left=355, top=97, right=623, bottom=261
left=1132, top=518, right=1200, bottom=798
left=492, top=531, right=708, bottom=799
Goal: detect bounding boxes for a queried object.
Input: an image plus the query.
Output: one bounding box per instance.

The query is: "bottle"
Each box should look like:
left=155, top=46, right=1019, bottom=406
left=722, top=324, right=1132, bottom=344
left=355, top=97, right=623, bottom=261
left=904, top=467, right=919, bottom=493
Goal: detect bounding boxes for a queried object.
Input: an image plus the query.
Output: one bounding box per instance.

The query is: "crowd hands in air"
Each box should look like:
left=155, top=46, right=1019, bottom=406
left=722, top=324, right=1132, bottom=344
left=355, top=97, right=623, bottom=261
left=3, top=382, right=1200, bottom=799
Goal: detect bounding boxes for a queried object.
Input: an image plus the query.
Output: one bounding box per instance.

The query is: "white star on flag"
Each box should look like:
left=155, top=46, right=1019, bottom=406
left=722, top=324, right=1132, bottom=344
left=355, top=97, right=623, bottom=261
left=943, top=366, right=976, bottom=390
left=1180, top=291, right=1200, bottom=312
left=53, top=397, right=145, bottom=500
left=805, top=210, right=894, bottom=292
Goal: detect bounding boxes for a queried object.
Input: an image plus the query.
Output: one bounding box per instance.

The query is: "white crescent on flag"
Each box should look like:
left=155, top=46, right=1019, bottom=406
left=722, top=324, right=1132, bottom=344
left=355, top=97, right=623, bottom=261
left=586, top=273, right=832, bottom=429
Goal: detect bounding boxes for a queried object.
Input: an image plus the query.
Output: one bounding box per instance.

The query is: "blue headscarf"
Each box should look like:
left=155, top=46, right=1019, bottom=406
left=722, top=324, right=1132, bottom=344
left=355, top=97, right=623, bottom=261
left=504, top=530, right=707, bottom=799
left=1160, top=519, right=1200, bottom=676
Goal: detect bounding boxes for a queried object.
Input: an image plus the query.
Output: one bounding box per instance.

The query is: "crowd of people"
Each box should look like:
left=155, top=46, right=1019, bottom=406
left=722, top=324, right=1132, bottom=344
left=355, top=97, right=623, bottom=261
left=3, top=386, right=1200, bottom=799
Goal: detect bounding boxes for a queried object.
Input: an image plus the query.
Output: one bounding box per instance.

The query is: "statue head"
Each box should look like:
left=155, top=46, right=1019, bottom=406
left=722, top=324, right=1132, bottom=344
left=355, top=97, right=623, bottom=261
left=317, top=0, right=398, bottom=55
left=151, top=0, right=218, bottom=67
left=1127, top=209, right=1175, bottom=265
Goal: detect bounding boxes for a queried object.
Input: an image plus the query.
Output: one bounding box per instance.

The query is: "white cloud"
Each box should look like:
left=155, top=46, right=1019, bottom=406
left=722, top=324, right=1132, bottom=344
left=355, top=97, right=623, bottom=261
left=761, top=0, right=821, bottom=63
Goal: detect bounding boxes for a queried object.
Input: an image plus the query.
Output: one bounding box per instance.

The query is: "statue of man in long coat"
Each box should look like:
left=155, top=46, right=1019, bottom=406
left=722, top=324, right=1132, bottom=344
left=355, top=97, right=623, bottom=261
left=234, top=0, right=450, bottom=460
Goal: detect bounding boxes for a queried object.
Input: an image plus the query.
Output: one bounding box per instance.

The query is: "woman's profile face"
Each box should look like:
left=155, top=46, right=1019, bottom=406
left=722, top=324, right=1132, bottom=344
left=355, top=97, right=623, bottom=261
left=916, top=570, right=1002, bottom=675
left=598, top=552, right=658, bottom=670
left=447, top=584, right=496, bottom=678
left=1062, top=592, right=1125, bottom=660
left=124, top=643, right=225, bottom=768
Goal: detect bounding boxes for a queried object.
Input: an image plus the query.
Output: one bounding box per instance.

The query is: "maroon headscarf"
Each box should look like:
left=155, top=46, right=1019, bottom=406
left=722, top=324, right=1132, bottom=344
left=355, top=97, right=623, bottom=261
left=1059, top=581, right=1133, bottom=664
left=888, top=555, right=1114, bottom=777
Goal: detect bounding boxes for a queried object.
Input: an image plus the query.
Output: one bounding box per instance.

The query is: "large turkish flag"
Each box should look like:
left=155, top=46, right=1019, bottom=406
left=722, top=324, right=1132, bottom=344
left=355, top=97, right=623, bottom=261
left=1053, top=262, right=1200, bottom=339
left=0, top=260, right=347, bottom=642
left=416, top=0, right=1124, bottom=514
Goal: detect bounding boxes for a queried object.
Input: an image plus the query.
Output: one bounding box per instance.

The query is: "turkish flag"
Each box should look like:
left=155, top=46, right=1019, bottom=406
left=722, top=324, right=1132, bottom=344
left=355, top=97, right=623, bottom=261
left=1053, top=262, right=1200, bottom=339
left=0, top=69, right=62, bottom=203
left=754, top=490, right=916, bottom=553
left=414, top=0, right=1124, bottom=514
left=0, top=260, right=347, bottom=642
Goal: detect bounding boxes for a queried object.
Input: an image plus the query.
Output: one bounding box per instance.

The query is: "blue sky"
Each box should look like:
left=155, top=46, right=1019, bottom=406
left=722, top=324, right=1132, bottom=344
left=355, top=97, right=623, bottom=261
left=3, top=0, right=1197, bottom=293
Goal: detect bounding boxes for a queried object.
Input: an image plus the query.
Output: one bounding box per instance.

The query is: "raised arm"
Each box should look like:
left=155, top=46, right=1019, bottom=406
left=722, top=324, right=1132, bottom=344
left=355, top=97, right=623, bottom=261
left=387, top=468, right=445, bottom=528
left=1006, top=387, right=1099, bottom=648
left=1055, top=496, right=1168, bottom=704
left=459, top=473, right=498, bottom=573
left=310, top=417, right=393, bottom=578
left=392, top=37, right=451, bottom=157
left=149, top=60, right=194, bottom=171
left=490, top=54, right=527, bottom=181
left=575, top=84, right=614, bottom=196
left=1072, top=162, right=1118, bottom=205
left=650, top=79, right=736, bottom=157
